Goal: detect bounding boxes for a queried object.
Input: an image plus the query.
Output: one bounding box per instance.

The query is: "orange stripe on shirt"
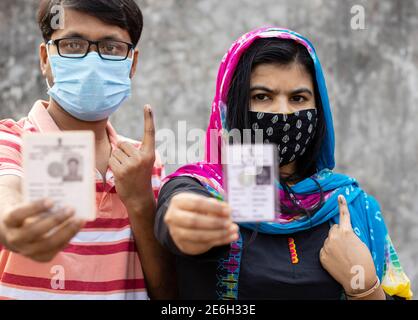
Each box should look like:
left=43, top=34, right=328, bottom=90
left=63, top=241, right=136, bottom=255
left=0, top=140, right=21, bottom=152
left=1, top=251, right=143, bottom=283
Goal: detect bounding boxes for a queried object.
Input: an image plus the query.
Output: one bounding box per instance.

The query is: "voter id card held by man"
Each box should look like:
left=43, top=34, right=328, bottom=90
left=22, top=131, right=96, bottom=221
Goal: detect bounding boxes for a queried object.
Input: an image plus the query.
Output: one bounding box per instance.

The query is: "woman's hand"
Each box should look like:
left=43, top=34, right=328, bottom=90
left=320, top=195, right=383, bottom=298
left=164, top=193, right=239, bottom=255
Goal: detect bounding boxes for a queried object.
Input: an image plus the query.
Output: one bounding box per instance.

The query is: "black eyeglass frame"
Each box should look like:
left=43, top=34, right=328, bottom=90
left=47, top=38, right=134, bottom=61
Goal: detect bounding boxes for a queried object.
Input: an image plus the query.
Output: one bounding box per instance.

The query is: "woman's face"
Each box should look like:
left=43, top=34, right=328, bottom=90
left=250, top=62, right=316, bottom=114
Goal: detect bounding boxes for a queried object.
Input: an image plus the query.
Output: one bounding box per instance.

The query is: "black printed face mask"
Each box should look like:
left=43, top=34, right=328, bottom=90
left=249, top=109, right=318, bottom=166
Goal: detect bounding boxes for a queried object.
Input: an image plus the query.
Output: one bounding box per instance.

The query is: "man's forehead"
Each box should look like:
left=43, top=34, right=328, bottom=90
left=50, top=8, right=131, bottom=42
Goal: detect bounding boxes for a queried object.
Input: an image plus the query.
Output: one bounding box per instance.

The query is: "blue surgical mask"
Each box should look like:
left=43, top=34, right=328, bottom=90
left=47, top=48, right=133, bottom=122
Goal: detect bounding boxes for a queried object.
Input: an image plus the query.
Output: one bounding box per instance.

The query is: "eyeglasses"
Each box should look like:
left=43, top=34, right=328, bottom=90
left=47, top=38, right=134, bottom=61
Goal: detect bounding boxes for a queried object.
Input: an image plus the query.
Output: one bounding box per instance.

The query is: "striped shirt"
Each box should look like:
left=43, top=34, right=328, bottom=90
left=0, top=100, right=165, bottom=300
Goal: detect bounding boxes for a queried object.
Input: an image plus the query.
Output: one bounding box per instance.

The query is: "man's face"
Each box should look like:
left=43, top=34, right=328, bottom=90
left=39, top=8, right=139, bottom=87
left=68, top=160, right=79, bottom=175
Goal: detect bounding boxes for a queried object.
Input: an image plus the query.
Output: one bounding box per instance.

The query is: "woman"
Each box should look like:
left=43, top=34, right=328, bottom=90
left=155, top=27, right=412, bottom=300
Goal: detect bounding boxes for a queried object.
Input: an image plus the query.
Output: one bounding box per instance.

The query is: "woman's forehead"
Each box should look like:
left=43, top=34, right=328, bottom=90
left=250, top=63, right=314, bottom=90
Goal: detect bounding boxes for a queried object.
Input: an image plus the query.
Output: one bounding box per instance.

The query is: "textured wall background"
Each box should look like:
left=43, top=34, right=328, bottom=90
left=0, top=0, right=417, bottom=297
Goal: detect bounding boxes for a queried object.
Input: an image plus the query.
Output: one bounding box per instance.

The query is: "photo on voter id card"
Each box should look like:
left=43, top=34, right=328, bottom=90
left=224, top=144, right=278, bottom=223
left=22, top=131, right=96, bottom=221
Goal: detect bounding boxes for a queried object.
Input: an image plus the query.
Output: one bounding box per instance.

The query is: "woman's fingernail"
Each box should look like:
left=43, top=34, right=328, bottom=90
left=223, top=220, right=232, bottom=228
left=230, top=233, right=239, bottom=241
left=223, top=207, right=232, bottom=216
left=229, top=225, right=237, bottom=233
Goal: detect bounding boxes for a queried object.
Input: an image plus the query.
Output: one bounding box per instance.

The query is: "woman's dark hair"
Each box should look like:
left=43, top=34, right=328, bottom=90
left=226, top=38, right=326, bottom=184
left=226, top=38, right=327, bottom=223
left=37, top=0, right=144, bottom=47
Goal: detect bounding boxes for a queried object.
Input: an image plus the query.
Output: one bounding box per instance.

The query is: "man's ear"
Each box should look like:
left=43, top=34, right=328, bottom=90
left=39, top=43, right=49, bottom=77
left=129, top=48, right=139, bottom=79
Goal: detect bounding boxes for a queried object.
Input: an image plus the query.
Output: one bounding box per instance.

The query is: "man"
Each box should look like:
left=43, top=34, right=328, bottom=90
left=63, top=158, right=82, bottom=182
left=0, top=0, right=176, bottom=299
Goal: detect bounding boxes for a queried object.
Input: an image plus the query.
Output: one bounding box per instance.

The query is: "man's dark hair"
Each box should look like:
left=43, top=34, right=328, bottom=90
left=67, top=158, right=79, bottom=165
left=37, top=0, right=144, bottom=47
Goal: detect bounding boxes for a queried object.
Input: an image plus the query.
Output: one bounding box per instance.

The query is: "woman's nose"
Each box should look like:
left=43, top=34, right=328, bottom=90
left=271, top=97, right=293, bottom=114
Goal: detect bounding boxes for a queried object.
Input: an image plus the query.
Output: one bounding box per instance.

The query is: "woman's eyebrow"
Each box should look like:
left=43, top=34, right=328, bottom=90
left=250, top=85, right=275, bottom=93
left=250, top=86, right=313, bottom=96
left=291, top=88, right=313, bottom=96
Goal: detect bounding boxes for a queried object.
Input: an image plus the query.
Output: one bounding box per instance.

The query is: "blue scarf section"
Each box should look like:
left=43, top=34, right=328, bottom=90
left=216, top=169, right=389, bottom=299
left=240, top=169, right=388, bottom=280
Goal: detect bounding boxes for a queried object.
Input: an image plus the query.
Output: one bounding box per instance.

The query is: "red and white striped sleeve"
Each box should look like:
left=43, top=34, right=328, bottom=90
left=0, top=119, right=24, bottom=177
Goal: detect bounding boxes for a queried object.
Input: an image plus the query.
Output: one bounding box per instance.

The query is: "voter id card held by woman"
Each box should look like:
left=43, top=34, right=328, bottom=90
left=224, top=144, right=278, bottom=223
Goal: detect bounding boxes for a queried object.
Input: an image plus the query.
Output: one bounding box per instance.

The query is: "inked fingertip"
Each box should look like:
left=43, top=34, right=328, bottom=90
left=144, top=104, right=153, bottom=114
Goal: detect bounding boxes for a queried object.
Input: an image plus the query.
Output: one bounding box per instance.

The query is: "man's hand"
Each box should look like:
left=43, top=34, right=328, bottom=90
left=109, top=104, right=156, bottom=211
left=0, top=199, right=84, bottom=262
left=109, top=105, right=178, bottom=299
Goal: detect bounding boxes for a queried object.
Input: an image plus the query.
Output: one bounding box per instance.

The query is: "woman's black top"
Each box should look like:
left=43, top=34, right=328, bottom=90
left=155, top=176, right=346, bottom=300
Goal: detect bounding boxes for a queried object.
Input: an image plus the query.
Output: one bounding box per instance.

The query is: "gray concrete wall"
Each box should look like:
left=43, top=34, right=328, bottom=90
left=0, top=0, right=417, bottom=297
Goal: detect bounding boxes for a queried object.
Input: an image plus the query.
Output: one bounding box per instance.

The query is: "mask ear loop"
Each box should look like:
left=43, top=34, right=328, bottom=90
left=45, top=79, right=52, bottom=91
left=126, top=48, right=135, bottom=77
left=45, top=40, right=54, bottom=90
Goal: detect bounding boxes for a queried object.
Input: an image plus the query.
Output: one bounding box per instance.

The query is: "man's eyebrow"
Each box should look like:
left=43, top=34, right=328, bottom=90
left=57, top=32, right=125, bottom=42
left=98, top=35, right=126, bottom=42
left=58, top=31, right=85, bottom=38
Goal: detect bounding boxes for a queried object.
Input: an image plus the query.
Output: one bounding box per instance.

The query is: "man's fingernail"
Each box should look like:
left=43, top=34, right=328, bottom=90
left=74, top=219, right=84, bottom=226
left=61, top=211, right=72, bottom=218
left=44, top=199, right=54, bottom=207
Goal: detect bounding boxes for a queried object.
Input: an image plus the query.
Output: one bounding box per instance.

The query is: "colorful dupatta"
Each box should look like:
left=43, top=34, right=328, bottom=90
left=163, top=27, right=412, bottom=300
